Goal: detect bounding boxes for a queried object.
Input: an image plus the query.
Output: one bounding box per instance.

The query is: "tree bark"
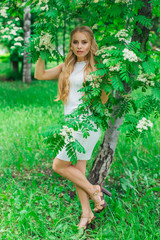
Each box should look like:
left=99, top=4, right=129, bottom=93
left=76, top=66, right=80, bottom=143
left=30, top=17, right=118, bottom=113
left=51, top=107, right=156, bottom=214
left=88, top=0, right=153, bottom=185
left=23, top=6, right=31, bottom=83
left=56, top=27, right=59, bottom=65
left=63, top=11, right=66, bottom=61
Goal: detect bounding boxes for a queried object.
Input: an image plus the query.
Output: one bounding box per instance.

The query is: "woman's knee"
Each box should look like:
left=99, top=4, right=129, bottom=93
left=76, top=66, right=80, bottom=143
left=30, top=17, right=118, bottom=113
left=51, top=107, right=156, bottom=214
left=75, top=160, right=86, bottom=175
left=52, top=159, right=59, bottom=173
left=52, top=157, right=70, bottom=173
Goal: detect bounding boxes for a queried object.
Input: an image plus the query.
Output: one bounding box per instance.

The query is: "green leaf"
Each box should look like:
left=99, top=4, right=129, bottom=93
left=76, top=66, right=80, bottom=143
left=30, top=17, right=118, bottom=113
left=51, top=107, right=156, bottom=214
left=111, top=75, right=124, bottom=91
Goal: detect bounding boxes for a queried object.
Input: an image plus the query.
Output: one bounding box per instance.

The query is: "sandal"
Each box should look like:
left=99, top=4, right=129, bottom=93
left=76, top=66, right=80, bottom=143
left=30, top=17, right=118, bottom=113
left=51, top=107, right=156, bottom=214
left=90, top=184, right=111, bottom=213
left=77, top=214, right=96, bottom=230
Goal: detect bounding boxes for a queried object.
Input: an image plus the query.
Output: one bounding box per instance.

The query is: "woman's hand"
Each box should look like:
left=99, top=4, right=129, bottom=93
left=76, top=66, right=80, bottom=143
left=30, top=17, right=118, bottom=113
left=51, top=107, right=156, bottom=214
left=100, top=89, right=111, bottom=105
left=34, top=58, right=65, bottom=80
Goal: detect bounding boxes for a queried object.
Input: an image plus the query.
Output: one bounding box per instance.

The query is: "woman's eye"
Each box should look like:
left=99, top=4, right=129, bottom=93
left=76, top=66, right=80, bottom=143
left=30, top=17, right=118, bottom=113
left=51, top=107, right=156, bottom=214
left=73, top=41, right=87, bottom=44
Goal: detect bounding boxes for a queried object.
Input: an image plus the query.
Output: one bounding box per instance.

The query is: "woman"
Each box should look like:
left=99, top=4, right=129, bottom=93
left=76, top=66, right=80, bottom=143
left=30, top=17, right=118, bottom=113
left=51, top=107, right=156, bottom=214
left=34, top=26, right=111, bottom=230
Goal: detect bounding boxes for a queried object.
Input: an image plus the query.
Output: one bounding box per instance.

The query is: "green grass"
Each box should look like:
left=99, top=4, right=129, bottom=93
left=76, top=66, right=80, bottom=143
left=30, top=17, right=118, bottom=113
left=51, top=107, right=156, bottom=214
left=0, top=80, right=159, bottom=240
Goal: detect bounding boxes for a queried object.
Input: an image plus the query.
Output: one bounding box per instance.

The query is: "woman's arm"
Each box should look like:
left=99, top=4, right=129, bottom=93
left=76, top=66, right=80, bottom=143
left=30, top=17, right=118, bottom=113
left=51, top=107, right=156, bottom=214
left=34, top=58, right=65, bottom=80
left=100, top=77, right=112, bottom=104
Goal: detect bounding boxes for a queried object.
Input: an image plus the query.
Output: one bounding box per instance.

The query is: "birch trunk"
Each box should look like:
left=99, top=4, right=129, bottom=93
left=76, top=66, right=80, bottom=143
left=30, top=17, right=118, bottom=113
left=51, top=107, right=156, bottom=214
left=23, top=6, right=31, bottom=83
left=88, top=0, right=152, bottom=185
left=63, top=11, right=66, bottom=61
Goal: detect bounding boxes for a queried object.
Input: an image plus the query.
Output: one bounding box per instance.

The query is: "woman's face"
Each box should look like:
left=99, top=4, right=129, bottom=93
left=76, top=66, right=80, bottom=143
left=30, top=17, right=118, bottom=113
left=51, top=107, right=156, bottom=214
left=71, top=31, right=91, bottom=62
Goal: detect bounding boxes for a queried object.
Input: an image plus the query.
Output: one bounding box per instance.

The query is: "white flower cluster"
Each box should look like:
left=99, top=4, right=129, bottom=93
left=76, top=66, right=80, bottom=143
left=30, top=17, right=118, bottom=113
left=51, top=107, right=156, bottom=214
left=115, top=29, right=128, bottom=42
left=123, top=48, right=140, bottom=62
left=136, top=118, right=153, bottom=132
left=85, top=74, right=102, bottom=88
left=2, top=35, right=11, bottom=41
left=90, top=82, right=100, bottom=88
left=103, top=59, right=109, bottom=64
left=85, top=74, right=102, bottom=82
left=35, top=32, right=55, bottom=54
left=15, top=36, right=23, bottom=42
left=38, top=0, right=49, bottom=4
left=37, top=0, right=49, bottom=11
left=59, top=126, right=75, bottom=144
left=115, top=0, right=129, bottom=3
left=104, top=109, right=110, bottom=117
left=0, top=6, right=8, bottom=18
left=0, top=22, right=23, bottom=49
left=137, top=73, right=155, bottom=86
left=95, top=46, right=116, bottom=56
left=92, top=24, right=98, bottom=30
left=109, top=63, right=120, bottom=72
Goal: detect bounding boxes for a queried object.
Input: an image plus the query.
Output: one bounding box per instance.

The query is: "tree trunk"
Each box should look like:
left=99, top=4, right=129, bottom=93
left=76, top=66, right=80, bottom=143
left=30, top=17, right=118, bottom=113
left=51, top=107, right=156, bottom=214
left=23, top=6, right=31, bottom=83
left=88, top=0, right=153, bottom=185
left=56, top=27, right=59, bottom=65
left=63, top=11, right=66, bottom=61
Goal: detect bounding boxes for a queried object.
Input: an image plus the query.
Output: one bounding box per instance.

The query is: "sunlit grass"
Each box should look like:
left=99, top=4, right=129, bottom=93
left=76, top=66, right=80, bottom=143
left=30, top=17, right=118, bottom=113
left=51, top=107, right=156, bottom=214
left=0, top=80, right=159, bottom=240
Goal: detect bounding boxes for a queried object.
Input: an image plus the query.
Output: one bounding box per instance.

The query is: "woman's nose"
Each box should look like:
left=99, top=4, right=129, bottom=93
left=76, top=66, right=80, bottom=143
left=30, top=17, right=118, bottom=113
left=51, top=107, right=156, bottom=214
left=78, top=43, right=82, bottom=48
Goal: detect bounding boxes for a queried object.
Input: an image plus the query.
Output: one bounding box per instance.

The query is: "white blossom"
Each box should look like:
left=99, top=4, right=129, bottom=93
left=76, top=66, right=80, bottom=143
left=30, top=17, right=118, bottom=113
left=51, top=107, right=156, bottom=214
left=92, top=24, right=98, bottom=30
left=103, top=59, right=109, bottom=64
left=0, top=7, right=8, bottom=18
left=123, top=48, right=139, bottom=62
left=15, top=36, right=23, bottom=41
left=38, top=0, right=49, bottom=5
left=109, top=63, right=120, bottom=72
left=39, top=32, right=55, bottom=54
left=115, top=29, right=129, bottom=42
left=137, top=73, right=155, bottom=86
left=85, top=74, right=102, bottom=88
left=115, top=29, right=128, bottom=38
left=7, top=21, right=12, bottom=25
left=14, top=42, right=22, bottom=46
left=104, top=109, right=110, bottom=117
left=136, top=117, right=153, bottom=132
left=59, top=126, right=75, bottom=144
left=95, top=46, right=116, bottom=56
left=41, top=5, right=49, bottom=11
left=10, top=29, right=17, bottom=35
left=90, top=82, right=100, bottom=88
left=115, top=0, right=129, bottom=3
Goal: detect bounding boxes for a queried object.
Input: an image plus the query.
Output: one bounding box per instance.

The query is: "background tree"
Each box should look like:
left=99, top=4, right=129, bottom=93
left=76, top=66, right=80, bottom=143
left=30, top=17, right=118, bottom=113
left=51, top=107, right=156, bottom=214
left=23, top=4, right=31, bottom=83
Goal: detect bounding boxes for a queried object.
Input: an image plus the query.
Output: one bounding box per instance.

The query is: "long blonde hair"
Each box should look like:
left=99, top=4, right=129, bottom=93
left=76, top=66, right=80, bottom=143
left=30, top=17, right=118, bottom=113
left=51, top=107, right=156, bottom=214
left=55, top=26, right=98, bottom=104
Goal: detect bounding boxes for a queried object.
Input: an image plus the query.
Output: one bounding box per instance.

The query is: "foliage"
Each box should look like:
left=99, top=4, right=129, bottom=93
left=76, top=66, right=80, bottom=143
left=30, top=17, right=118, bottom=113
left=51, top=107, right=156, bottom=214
left=1, top=0, right=160, bottom=164
left=0, top=1, right=24, bottom=63
left=0, top=80, right=159, bottom=239
left=25, top=0, right=160, bottom=164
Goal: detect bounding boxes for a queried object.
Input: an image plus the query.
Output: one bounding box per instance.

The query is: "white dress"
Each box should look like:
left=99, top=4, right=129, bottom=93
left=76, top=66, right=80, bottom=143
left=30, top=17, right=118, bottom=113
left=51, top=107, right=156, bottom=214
left=56, top=60, right=101, bottom=161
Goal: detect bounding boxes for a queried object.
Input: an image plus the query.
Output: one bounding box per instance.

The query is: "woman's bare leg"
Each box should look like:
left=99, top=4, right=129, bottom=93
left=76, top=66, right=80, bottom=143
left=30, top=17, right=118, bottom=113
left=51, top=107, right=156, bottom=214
left=74, top=160, right=92, bottom=214
left=74, top=160, right=94, bottom=227
left=52, top=157, right=98, bottom=197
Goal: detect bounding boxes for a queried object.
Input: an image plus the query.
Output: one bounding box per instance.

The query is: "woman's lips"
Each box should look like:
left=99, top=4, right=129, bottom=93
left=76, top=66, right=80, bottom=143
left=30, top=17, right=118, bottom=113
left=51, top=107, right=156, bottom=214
left=77, top=51, right=83, bottom=54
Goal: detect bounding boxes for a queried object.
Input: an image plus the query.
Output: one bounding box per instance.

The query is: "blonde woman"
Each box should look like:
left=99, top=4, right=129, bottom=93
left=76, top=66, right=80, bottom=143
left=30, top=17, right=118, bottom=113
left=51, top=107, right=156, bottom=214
left=34, top=26, right=111, bottom=230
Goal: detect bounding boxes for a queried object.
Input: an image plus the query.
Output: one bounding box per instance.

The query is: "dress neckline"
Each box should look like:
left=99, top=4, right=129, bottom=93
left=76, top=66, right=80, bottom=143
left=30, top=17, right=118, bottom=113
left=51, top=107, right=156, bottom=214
left=75, top=60, right=87, bottom=65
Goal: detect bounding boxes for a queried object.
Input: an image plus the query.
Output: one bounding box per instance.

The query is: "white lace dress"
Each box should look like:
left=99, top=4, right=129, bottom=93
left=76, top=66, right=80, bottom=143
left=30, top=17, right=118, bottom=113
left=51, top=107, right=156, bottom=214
left=56, top=60, right=101, bottom=161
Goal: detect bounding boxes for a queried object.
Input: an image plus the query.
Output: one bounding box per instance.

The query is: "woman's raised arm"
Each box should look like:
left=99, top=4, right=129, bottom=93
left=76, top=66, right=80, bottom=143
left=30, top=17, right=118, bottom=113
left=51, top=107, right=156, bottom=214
left=34, top=58, right=65, bottom=80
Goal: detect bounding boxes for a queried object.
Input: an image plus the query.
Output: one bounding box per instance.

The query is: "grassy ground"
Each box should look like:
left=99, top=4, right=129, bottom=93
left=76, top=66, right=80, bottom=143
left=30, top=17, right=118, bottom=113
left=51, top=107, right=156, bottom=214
left=0, top=80, right=159, bottom=240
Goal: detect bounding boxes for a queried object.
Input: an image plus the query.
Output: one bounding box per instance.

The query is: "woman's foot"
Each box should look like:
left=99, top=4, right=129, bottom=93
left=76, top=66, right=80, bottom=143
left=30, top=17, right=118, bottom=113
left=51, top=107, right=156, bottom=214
left=90, top=185, right=107, bottom=213
left=77, top=211, right=95, bottom=230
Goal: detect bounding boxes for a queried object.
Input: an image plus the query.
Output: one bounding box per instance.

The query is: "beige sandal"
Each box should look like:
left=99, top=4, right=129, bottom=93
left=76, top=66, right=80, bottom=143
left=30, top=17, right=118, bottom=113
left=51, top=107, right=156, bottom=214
left=77, top=214, right=96, bottom=230
left=90, top=185, right=111, bottom=213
